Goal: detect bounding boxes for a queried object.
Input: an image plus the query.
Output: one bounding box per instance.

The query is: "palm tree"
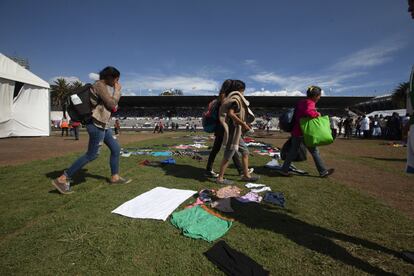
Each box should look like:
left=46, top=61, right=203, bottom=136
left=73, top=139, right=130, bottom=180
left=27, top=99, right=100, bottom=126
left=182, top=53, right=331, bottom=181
left=70, top=80, right=84, bottom=92
left=391, top=82, right=409, bottom=109
left=50, top=78, right=70, bottom=109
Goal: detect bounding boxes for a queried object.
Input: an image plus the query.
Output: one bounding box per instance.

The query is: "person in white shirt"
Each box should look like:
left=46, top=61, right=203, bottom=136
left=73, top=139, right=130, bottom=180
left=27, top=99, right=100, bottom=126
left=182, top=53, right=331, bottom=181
left=360, top=115, right=370, bottom=139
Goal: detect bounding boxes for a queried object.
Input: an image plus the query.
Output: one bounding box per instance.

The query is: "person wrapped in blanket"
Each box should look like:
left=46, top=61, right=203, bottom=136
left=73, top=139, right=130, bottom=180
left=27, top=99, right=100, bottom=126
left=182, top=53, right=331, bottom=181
left=216, top=80, right=260, bottom=185
left=279, top=86, right=334, bottom=177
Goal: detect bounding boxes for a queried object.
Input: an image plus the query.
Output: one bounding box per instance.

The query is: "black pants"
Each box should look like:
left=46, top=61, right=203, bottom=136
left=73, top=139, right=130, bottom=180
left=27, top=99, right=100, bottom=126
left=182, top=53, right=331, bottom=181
left=61, top=128, right=68, bottom=136
left=206, top=134, right=243, bottom=173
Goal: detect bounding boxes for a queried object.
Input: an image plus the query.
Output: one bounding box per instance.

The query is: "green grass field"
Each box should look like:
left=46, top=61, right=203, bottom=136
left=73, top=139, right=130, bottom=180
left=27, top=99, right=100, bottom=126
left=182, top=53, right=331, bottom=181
left=0, top=133, right=413, bottom=275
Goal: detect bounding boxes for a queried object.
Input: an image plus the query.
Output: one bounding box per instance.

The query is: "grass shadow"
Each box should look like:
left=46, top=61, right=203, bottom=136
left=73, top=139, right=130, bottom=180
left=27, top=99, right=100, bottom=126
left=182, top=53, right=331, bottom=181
left=46, top=169, right=109, bottom=187
left=228, top=200, right=399, bottom=275
left=158, top=163, right=210, bottom=182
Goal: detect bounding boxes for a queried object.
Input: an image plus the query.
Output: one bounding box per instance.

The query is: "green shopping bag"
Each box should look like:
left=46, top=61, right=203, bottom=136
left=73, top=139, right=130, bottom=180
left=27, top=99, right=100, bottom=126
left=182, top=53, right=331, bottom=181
left=300, top=116, right=333, bottom=147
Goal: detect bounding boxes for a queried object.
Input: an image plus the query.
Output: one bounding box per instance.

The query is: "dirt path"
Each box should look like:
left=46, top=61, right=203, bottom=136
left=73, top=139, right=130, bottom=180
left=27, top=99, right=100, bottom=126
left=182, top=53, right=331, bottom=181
left=0, top=131, right=170, bottom=166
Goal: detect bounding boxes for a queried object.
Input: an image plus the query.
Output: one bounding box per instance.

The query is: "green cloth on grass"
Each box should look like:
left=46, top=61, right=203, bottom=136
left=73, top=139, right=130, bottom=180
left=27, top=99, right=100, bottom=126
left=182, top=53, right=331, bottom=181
left=170, top=205, right=232, bottom=242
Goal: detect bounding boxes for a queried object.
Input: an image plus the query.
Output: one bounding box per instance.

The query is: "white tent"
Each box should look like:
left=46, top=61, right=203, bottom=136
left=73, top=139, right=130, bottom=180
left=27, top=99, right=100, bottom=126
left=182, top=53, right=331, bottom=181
left=0, top=53, right=50, bottom=138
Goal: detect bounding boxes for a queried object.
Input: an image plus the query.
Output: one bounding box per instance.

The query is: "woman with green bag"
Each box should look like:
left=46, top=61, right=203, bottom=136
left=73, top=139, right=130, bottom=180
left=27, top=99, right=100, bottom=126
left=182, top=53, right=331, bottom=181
left=279, top=86, right=334, bottom=177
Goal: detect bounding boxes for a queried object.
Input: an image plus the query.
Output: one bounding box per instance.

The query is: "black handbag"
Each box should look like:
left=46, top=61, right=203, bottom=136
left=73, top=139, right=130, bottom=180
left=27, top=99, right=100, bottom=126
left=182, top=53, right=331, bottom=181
left=281, top=137, right=307, bottom=161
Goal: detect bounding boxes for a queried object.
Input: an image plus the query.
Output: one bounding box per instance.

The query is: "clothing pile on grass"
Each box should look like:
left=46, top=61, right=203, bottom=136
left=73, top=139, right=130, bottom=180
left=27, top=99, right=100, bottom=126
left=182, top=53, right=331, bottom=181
left=243, top=137, right=281, bottom=158
left=112, top=185, right=277, bottom=274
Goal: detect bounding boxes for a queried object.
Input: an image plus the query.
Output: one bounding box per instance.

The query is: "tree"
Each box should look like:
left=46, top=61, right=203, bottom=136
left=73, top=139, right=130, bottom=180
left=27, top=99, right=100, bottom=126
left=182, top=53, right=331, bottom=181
left=391, top=82, right=409, bottom=109
left=50, top=78, right=71, bottom=109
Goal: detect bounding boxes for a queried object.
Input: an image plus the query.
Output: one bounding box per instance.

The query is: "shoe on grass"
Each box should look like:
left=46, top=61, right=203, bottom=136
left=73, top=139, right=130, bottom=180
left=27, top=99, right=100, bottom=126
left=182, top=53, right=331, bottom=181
left=205, top=170, right=219, bottom=178
left=52, top=179, right=73, bottom=195
left=239, top=168, right=254, bottom=176
left=320, top=168, right=335, bottom=178
left=216, top=178, right=233, bottom=185
left=241, top=174, right=260, bottom=182
left=109, top=176, right=132, bottom=184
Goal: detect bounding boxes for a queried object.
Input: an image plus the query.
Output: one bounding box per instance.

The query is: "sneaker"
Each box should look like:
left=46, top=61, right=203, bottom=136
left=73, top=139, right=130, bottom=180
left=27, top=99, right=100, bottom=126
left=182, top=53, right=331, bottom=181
left=216, top=178, right=234, bottom=185
left=241, top=174, right=260, bottom=182
left=110, top=176, right=132, bottom=184
left=205, top=170, right=219, bottom=178
left=239, top=168, right=254, bottom=176
left=320, top=168, right=335, bottom=178
left=52, top=179, right=73, bottom=195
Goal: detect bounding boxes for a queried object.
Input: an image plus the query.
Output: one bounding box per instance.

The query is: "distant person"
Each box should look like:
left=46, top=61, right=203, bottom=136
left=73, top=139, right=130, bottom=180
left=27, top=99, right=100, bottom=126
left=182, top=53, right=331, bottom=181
left=60, top=117, right=69, bottom=137
left=52, top=66, right=131, bottom=195
left=371, top=115, right=382, bottom=138
left=186, top=122, right=190, bottom=131
left=405, top=68, right=414, bottom=174
left=330, top=116, right=339, bottom=140
left=153, top=123, right=159, bottom=133
left=72, top=120, right=81, bottom=140
left=279, top=86, right=334, bottom=177
left=158, top=121, right=164, bottom=133
left=360, top=115, right=370, bottom=139
left=216, top=80, right=259, bottom=184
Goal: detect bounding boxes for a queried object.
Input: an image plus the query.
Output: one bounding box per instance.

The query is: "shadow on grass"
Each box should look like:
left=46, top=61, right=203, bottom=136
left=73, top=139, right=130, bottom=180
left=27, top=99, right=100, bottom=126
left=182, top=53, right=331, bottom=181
left=228, top=200, right=399, bottom=275
left=361, top=156, right=406, bottom=162
left=158, top=163, right=211, bottom=182
left=46, top=169, right=108, bottom=187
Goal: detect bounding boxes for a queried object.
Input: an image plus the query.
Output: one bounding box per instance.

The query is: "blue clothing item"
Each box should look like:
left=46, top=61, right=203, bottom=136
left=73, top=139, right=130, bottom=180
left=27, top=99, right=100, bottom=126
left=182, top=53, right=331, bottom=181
left=151, top=151, right=172, bottom=157
left=65, top=123, right=120, bottom=177
left=161, top=157, right=176, bottom=164
left=263, top=192, right=285, bottom=208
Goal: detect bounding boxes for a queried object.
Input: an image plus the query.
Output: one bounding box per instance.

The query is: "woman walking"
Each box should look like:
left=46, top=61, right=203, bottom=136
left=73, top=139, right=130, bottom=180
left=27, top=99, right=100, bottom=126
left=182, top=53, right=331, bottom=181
left=52, top=66, right=131, bottom=194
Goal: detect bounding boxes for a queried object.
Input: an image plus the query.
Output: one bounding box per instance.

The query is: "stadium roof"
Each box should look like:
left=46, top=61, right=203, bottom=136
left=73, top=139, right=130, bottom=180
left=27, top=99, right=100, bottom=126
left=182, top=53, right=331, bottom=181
left=118, top=96, right=374, bottom=109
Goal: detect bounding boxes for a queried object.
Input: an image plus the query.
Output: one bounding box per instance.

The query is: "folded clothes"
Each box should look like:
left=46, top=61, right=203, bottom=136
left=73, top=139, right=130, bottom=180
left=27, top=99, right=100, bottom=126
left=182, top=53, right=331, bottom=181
left=250, top=186, right=272, bottom=193
left=263, top=192, right=285, bottom=208
left=245, top=183, right=266, bottom=189
left=236, top=192, right=263, bottom=203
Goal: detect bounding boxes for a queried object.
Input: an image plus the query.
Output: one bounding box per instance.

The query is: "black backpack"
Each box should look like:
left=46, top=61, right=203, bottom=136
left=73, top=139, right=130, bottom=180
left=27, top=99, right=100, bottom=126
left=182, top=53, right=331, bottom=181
left=66, top=84, right=93, bottom=123
left=278, top=108, right=295, bottom=132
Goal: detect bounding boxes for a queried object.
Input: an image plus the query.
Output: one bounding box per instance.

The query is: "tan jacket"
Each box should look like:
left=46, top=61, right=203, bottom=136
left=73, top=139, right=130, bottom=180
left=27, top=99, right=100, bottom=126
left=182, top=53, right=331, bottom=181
left=219, top=91, right=255, bottom=151
left=90, top=80, right=121, bottom=129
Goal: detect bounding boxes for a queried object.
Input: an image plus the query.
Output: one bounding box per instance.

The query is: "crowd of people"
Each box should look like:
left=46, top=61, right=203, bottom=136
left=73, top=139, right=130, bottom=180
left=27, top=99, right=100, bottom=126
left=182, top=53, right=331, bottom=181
left=332, top=112, right=408, bottom=141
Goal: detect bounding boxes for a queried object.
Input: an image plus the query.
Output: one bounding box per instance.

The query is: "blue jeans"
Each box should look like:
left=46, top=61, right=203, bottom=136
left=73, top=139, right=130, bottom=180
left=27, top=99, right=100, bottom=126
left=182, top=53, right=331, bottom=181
left=281, top=136, right=327, bottom=174
left=65, top=123, right=120, bottom=178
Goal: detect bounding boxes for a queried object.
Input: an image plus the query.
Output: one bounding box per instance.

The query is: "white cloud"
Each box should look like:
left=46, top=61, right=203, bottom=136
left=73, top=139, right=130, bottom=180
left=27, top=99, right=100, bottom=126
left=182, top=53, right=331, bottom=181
left=123, top=74, right=219, bottom=94
left=89, top=73, right=99, bottom=81
left=332, top=41, right=404, bottom=71
left=244, top=59, right=257, bottom=66
left=49, top=76, right=82, bottom=84
left=247, top=90, right=305, bottom=96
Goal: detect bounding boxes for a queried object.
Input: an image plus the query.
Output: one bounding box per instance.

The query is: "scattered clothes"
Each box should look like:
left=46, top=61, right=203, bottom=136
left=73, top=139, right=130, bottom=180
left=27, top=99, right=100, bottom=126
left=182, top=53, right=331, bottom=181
left=185, top=197, right=205, bottom=209
left=204, top=240, right=270, bottom=276
left=217, top=186, right=242, bottom=199
left=201, top=205, right=234, bottom=221
left=112, top=187, right=196, bottom=221
left=211, top=198, right=234, bottom=213
left=170, top=205, right=232, bottom=242
left=263, top=192, right=285, bottom=208
left=245, top=183, right=266, bottom=189
left=190, top=143, right=209, bottom=149
left=243, top=137, right=255, bottom=143
left=173, top=145, right=191, bottom=150
left=250, top=186, right=272, bottom=193
left=121, top=152, right=132, bottom=157
left=161, top=157, right=176, bottom=165
left=151, top=151, right=173, bottom=157
left=192, top=154, right=204, bottom=161
left=246, top=142, right=267, bottom=147
left=236, top=192, right=263, bottom=203
left=138, top=159, right=151, bottom=166
left=265, top=159, right=279, bottom=168
left=199, top=189, right=215, bottom=203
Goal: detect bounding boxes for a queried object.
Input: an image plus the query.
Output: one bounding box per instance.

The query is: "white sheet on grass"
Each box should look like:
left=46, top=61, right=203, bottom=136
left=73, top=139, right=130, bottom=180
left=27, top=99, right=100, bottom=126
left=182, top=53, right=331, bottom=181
left=112, top=187, right=196, bottom=221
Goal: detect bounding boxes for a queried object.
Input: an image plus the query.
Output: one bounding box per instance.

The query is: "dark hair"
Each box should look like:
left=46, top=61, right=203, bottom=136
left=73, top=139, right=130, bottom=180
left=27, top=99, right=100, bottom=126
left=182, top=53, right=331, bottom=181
left=219, top=79, right=234, bottom=96
left=306, top=85, right=322, bottom=98
left=99, top=66, right=120, bottom=82
left=233, top=80, right=246, bottom=92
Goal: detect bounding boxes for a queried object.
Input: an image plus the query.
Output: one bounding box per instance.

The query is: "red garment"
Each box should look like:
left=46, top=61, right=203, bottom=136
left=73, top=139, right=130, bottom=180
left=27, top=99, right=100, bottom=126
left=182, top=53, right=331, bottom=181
left=71, top=121, right=81, bottom=127
left=291, top=98, right=320, bottom=137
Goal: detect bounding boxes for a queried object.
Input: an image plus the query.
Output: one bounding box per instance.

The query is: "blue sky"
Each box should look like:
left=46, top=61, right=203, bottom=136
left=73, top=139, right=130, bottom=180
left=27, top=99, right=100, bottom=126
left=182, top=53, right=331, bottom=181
left=1, top=0, right=413, bottom=96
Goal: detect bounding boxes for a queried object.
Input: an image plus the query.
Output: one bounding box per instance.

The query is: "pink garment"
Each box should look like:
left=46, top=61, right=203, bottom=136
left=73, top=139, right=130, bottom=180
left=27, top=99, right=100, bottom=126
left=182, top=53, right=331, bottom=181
left=291, top=98, right=320, bottom=137
left=185, top=197, right=205, bottom=209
